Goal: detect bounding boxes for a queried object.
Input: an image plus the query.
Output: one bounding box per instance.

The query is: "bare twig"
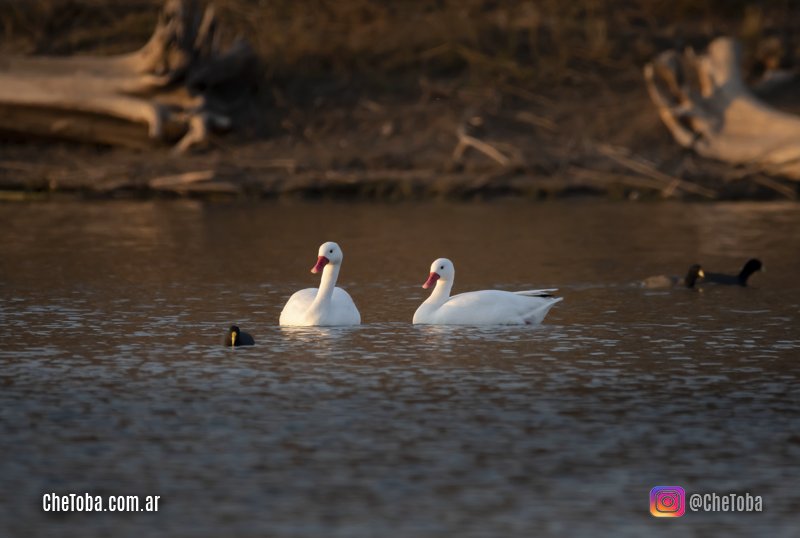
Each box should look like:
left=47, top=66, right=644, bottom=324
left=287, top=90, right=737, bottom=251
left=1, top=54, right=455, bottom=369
left=227, top=158, right=297, bottom=173
left=453, top=125, right=512, bottom=166
left=499, top=84, right=556, bottom=107
left=594, top=143, right=718, bottom=198
left=149, top=170, right=216, bottom=189
left=568, top=166, right=680, bottom=197
left=750, top=176, right=798, bottom=200
left=512, top=111, right=558, bottom=132
left=149, top=169, right=241, bottom=194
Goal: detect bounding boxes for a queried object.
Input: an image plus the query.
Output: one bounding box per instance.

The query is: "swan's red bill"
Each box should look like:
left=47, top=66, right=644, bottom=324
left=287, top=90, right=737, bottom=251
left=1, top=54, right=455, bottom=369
left=311, top=256, right=329, bottom=273
left=422, top=272, right=440, bottom=289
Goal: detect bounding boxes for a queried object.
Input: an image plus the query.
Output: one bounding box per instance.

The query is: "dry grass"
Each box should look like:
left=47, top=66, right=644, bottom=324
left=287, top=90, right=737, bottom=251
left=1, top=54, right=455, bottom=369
left=1, top=0, right=796, bottom=88
left=210, top=0, right=798, bottom=95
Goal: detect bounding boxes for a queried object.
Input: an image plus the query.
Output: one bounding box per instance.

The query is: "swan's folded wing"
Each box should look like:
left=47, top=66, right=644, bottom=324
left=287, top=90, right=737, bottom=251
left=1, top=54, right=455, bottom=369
left=279, top=288, right=318, bottom=324
left=331, top=287, right=361, bottom=324
left=441, top=290, right=559, bottom=324
left=332, top=287, right=355, bottom=303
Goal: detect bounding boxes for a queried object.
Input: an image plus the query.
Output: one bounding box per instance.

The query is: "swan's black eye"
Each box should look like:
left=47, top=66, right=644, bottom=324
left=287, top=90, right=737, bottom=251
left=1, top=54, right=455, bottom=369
left=440, top=266, right=444, bottom=270
left=329, top=249, right=334, bottom=253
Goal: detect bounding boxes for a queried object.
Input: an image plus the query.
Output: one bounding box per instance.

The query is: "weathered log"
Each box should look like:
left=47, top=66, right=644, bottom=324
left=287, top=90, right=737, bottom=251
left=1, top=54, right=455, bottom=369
left=0, top=0, right=254, bottom=151
left=644, top=37, right=800, bottom=180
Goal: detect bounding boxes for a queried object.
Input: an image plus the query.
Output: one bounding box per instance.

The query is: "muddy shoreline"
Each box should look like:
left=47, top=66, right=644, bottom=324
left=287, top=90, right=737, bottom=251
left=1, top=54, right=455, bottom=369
left=1, top=133, right=796, bottom=202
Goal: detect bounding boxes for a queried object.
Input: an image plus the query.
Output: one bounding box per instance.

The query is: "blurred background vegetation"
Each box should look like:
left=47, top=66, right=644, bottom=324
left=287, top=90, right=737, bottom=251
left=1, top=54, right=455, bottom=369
left=0, top=1, right=798, bottom=197
left=1, top=0, right=795, bottom=90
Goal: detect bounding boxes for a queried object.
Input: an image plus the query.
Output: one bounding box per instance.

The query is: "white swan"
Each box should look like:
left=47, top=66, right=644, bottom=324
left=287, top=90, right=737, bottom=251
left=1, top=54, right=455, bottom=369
left=413, top=258, right=562, bottom=325
left=279, top=241, right=361, bottom=326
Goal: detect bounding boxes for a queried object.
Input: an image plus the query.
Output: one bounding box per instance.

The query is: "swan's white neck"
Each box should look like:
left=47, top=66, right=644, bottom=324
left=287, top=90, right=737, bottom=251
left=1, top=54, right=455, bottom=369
left=425, top=278, right=453, bottom=306
left=313, top=263, right=340, bottom=306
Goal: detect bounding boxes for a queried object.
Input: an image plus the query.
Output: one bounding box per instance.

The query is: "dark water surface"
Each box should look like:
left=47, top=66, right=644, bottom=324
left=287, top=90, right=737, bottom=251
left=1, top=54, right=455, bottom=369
left=1, top=200, right=799, bottom=537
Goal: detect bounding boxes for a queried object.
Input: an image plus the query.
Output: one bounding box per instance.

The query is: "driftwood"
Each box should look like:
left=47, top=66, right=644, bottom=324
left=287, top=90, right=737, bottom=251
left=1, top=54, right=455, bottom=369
left=644, top=37, right=800, bottom=180
left=0, top=0, right=254, bottom=152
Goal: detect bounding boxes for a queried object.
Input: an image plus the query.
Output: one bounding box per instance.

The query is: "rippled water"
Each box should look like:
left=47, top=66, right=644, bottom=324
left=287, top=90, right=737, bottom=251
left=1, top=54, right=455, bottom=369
left=1, top=200, right=799, bottom=537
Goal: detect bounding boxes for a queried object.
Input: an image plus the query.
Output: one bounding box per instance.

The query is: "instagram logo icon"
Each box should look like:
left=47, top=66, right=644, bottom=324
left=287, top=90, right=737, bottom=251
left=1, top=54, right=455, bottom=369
left=650, top=486, right=685, bottom=517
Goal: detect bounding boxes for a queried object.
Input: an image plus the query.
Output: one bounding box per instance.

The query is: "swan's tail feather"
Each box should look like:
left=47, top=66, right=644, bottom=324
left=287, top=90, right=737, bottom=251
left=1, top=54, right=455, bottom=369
left=523, top=296, right=563, bottom=324
left=515, top=288, right=558, bottom=298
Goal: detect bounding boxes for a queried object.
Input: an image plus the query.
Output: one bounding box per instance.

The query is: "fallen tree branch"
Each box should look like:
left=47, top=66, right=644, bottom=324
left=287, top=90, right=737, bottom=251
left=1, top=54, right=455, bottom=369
left=644, top=37, right=800, bottom=180
left=0, top=0, right=255, bottom=152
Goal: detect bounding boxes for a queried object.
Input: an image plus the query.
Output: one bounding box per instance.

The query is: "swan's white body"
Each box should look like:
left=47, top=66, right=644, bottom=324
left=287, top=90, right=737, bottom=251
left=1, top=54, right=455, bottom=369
left=279, top=242, right=361, bottom=327
left=413, top=258, right=561, bottom=325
